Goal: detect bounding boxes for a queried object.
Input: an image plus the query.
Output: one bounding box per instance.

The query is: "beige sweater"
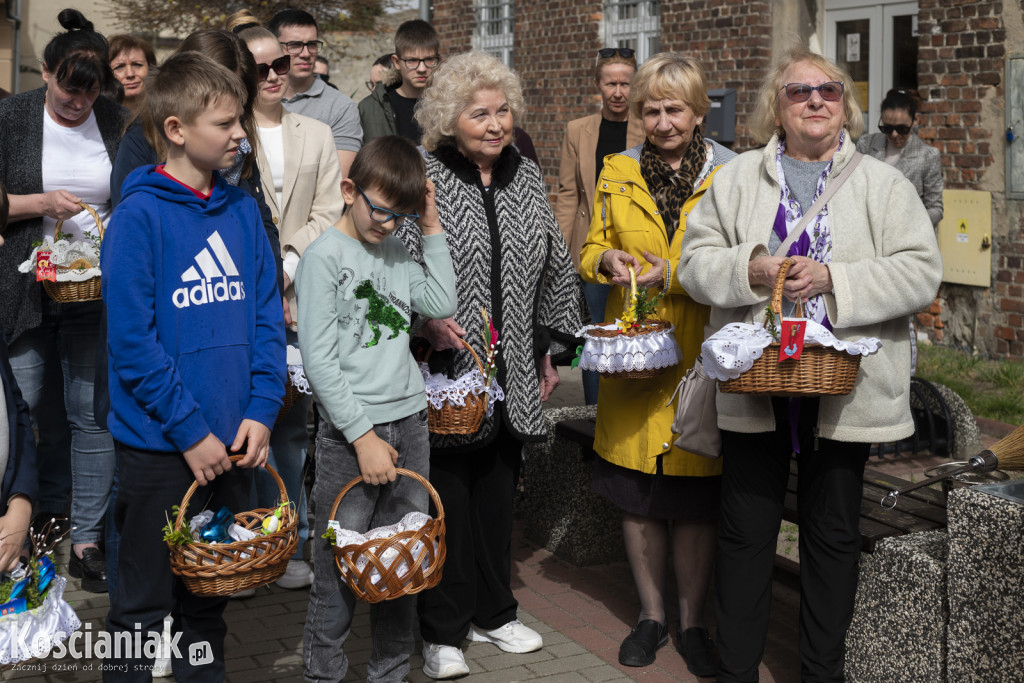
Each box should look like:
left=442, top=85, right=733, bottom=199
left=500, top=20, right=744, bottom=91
left=679, top=133, right=943, bottom=443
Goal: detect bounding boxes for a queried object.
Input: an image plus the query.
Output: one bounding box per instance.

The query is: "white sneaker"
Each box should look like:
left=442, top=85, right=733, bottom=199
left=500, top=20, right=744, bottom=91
left=276, top=559, right=314, bottom=589
left=421, top=642, right=470, bottom=679
left=469, top=620, right=543, bottom=653
left=151, top=615, right=173, bottom=678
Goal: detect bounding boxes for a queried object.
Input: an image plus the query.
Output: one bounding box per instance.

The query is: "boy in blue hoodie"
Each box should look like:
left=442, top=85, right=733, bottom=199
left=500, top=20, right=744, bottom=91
left=100, top=53, right=285, bottom=682
left=297, top=136, right=455, bottom=682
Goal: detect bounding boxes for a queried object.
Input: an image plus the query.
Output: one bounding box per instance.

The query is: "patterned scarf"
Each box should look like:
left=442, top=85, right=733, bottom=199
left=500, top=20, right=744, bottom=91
left=771, top=130, right=848, bottom=329
left=638, top=126, right=707, bottom=242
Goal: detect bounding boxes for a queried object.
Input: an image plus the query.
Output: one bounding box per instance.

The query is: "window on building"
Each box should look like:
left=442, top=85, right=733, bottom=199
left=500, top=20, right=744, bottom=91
left=604, top=0, right=660, bottom=64
left=474, top=0, right=514, bottom=68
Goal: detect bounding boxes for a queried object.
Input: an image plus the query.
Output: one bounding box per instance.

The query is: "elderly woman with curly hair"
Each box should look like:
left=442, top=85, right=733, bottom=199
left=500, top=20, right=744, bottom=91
left=679, top=50, right=942, bottom=682
left=395, top=51, right=582, bottom=680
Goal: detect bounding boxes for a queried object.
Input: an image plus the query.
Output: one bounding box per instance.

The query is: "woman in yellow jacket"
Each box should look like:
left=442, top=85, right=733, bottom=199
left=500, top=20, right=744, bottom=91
left=579, top=53, right=735, bottom=676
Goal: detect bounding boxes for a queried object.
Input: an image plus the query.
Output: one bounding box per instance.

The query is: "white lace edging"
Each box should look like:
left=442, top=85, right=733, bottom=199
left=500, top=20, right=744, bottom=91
left=575, top=322, right=682, bottom=374
left=421, top=366, right=504, bottom=416
left=17, top=239, right=101, bottom=282
left=285, top=346, right=311, bottom=395
left=0, top=576, right=81, bottom=665
left=701, top=321, right=882, bottom=381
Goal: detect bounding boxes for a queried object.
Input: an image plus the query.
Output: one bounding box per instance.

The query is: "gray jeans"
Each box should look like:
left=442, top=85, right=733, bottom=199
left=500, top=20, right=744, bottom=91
left=302, top=410, right=430, bottom=683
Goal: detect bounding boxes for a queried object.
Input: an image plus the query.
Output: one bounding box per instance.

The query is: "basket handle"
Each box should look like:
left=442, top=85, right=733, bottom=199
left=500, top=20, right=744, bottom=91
left=328, top=467, right=445, bottom=530
left=173, top=454, right=288, bottom=533
left=768, top=258, right=795, bottom=319
left=457, top=337, right=487, bottom=377
left=55, top=201, right=105, bottom=239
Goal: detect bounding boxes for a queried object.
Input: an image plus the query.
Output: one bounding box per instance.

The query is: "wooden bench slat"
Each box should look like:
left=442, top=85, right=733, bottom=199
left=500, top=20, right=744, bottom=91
left=861, top=482, right=948, bottom=525
left=863, top=469, right=947, bottom=507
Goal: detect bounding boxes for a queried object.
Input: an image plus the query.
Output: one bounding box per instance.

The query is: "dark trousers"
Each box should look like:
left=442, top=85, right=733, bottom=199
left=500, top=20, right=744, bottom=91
left=716, top=399, right=868, bottom=683
left=104, top=441, right=252, bottom=683
left=417, top=428, right=522, bottom=646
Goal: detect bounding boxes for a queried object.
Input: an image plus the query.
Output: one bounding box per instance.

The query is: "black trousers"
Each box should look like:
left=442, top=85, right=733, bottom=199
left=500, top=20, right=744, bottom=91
left=104, top=441, right=252, bottom=683
left=715, top=399, right=868, bottom=683
left=417, top=428, right=522, bottom=646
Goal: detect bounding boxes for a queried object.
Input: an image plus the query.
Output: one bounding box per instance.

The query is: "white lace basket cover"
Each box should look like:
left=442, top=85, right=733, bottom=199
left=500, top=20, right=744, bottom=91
left=575, top=321, right=682, bottom=374
left=328, top=512, right=440, bottom=586
left=701, top=321, right=882, bottom=382
left=286, top=345, right=311, bottom=395
left=420, top=366, right=504, bottom=416
left=0, top=576, right=81, bottom=666
left=17, top=238, right=101, bottom=282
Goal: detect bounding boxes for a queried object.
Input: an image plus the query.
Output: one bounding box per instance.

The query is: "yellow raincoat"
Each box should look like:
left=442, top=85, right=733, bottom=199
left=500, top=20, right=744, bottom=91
left=579, top=150, right=722, bottom=477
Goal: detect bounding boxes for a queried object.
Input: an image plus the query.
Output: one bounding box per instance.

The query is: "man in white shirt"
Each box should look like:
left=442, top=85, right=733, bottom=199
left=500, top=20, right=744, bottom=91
left=269, top=9, right=362, bottom=177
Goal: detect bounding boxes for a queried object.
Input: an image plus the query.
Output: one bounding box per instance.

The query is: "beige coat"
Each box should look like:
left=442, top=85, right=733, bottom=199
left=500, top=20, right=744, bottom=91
left=679, top=133, right=943, bottom=444
left=255, top=110, right=343, bottom=324
left=555, top=112, right=644, bottom=269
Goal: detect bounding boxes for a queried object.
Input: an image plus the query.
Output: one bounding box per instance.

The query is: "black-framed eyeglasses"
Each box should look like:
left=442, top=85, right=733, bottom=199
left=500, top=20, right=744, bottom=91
left=780, top=81, right=844, bottom=102
left=397, top=55, right=439, bottom=70
left=598, top=47, right=635, bottom=59
left=356, top=185, right=419, bottom=224
left=279, top=40, right=324, bottom=55
left=257, top=55, right=291, bottom=82
left=879, top=122, right=913, bottom=136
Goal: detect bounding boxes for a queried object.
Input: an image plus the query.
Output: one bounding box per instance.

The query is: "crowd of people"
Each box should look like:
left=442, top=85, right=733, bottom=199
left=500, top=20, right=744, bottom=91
left=0, top=6, right=945, bottom=683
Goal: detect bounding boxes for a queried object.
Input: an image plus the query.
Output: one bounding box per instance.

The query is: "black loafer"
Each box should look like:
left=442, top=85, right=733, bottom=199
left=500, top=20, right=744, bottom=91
left=676, top=625, right=718, bottom=677
left=618, top=619, right=668, bottom=667
left=69, top=547, right=108, bottom=593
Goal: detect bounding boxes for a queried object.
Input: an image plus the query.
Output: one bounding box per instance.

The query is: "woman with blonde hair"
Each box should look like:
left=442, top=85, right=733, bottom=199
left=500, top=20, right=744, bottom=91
left=680, top=50, right=941, bottom=681
left=579, top=52, right=734, bottom=675
left=396, top=51, right=582, bottom=679
left=233, top=12, right=343, bottom=590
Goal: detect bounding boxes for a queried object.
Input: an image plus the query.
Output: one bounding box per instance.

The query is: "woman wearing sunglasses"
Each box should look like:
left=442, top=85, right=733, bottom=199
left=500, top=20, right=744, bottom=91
left=679, top=50, right=942, bottom=682
left=856, top=88, right=943, bottom=227
left=234, top=14, right=342, bottom=591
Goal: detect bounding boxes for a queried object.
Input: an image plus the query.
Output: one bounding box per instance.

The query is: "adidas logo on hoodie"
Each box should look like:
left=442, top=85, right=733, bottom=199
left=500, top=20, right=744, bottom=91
left=172, top=231, right=246, bottom=308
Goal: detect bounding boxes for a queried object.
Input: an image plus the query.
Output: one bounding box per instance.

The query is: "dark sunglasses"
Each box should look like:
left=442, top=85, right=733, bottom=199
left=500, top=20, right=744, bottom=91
left=356, top=185, right=419, bottom=224
left=780, top=81, right=844, bottom=102
left=879, top=122, right=913, bottom=136
left=598, top=47, right=635, bottom=59
left=257, top=55, right=291, bottom=82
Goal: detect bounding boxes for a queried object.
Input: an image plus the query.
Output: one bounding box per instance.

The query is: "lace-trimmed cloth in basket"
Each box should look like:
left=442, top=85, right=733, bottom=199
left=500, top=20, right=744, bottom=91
left=17, top=238, right=100, bottom=282
left=575, top=321, right=682, bottom=374
left=420, top=365, right=504, bottom=417
left=701, top=321, right=882, bottom=382
left=285, top=345, right=311, bottom=395
left=0, top=576, right=81, bottom=665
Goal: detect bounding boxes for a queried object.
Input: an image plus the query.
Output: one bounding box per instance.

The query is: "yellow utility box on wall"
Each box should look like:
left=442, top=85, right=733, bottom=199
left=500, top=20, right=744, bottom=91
left=937, top=189, right=992, bottom=287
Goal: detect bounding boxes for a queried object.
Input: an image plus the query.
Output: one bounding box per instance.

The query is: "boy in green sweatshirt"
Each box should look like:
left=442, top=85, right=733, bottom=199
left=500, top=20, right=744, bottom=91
left=296, top=135, right=455, bottom=682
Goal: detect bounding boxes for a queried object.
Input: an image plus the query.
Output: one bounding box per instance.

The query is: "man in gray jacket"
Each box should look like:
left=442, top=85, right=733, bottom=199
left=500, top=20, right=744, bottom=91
left=358, top=20, right=440, bottom=145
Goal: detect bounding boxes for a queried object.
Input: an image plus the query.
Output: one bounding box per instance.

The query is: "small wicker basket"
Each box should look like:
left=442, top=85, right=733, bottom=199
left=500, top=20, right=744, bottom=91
left=586, top=319, right=674, bottom=380
left=426, top=338, right=489, bottom=435
left=329, top=468, right=446, bottom=603
left=167, top=455, right=298, bottom=596
left=42, top=201, right=104, bottom=304
left=719, top=259, right=861, bottom=396
left=276, top=378, right=301, bottom=424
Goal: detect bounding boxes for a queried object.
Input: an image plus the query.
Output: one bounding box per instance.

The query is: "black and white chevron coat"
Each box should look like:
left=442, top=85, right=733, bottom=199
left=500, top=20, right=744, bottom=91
left=397, top=142, right=583, bottom=453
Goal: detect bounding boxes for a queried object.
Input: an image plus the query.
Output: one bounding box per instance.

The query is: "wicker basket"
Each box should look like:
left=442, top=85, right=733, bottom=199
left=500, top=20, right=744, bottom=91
left=426, top=338, right=489, bottom=435
left=585, top=319, right=675, bottom=380
left=330, top=468, right=446, bottom=603
left=42, top=202, right=104, bottom=303
left=719, top=259, right=861, bottom=397
left=276, top=378, right=301, bottom=424
left=167, top=455, right=298, bottom=596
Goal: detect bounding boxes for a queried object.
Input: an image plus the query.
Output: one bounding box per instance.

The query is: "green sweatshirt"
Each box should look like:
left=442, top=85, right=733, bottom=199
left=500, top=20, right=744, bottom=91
left=296, top=229, right=456, bottom=441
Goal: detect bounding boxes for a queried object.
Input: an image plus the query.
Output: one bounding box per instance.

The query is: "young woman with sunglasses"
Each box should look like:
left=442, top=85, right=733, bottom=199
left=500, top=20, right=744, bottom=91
left=235, top=15, right=343, bottom=591
left=856, top=88, right=943, bottom=227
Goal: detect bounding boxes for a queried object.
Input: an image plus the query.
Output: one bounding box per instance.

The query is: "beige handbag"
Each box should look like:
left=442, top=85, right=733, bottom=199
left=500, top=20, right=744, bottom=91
left=668, top=354, right=721, bottom=459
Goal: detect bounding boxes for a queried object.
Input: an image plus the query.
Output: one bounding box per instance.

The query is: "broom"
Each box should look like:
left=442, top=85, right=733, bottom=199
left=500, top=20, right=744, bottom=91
left=880, top=423, right=1024, bottom=508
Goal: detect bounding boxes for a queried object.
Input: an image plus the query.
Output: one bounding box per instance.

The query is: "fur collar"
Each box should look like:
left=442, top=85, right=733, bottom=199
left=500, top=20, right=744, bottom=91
left=431, top=141, right=521, bottom=191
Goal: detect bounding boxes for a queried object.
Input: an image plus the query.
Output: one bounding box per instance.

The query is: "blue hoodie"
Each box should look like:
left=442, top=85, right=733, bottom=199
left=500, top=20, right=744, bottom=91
left=101, top=165, right=285, bottom=453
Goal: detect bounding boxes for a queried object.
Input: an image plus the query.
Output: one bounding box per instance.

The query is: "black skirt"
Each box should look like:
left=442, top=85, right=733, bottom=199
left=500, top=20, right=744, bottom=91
left=590, top=454, right=722, bottom=521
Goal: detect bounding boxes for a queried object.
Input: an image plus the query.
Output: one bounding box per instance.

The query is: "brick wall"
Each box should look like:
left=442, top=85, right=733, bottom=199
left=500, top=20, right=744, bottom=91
left=432, top=1, right=474, bottom=56
left=914, top=0, right=1014, bottom=356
